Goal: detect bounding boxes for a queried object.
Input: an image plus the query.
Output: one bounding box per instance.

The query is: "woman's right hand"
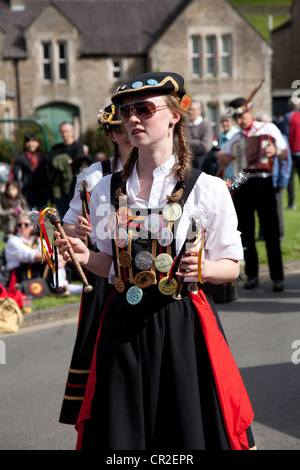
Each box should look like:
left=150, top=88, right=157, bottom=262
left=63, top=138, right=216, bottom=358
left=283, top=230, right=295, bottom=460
left=53, top=230, right=90, bottom=266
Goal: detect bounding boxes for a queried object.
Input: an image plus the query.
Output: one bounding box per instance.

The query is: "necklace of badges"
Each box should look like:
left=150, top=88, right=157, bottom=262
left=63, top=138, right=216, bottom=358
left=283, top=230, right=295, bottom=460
left=109, top=202, right=184, bottom=305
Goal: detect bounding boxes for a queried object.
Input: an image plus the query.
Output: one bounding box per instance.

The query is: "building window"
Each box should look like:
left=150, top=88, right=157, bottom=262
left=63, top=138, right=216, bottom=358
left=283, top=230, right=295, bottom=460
left=190, top=33, right=233, bottom=78
left=207, top=103, right=218, bottom=136
left=112, top=60, right=122, bottom=80
left=221, top=35, right=231, bottom=75
left=205, top=36, right=217, bottom=75
left=191, top=35, right=202, bottom=76
left=42, top=42, right=52, bottom=80
left=42, top=41, right=69, bottom=82
left=58, top=42, right=68, bottom=80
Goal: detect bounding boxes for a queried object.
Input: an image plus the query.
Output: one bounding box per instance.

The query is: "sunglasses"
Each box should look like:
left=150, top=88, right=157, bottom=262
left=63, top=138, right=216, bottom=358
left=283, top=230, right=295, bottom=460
left=17, top=223, right=30, bottom=228
left=120, top=101, right=168, bottom=122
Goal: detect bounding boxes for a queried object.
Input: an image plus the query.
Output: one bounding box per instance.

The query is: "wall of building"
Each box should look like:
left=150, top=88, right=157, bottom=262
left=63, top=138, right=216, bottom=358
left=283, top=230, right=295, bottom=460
left=149, top=0, right=272, bottom=125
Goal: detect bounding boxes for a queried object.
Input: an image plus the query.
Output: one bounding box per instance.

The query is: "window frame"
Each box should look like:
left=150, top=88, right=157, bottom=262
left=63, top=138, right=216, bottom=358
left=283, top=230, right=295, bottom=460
left=42, top=41, right=53, bottom=82
left=220, top=34, right=232, bottom=76
left=191, top=34, right=202, bottom=77
left=41, top=40, right=69, bottom=83
left=189, top=32, right=233, bottom=79
left=111, top=59, right=122, bottom=81
left=57, top=41, right=68, bottom=82
left=205, top=35, right=217, bottom=76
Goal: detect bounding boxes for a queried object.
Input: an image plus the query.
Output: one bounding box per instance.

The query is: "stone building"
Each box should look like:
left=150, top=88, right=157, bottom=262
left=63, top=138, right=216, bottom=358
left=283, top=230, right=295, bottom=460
left=0, top=0, right=272, bottom=145
left=271, top=0, right=300, bottom=114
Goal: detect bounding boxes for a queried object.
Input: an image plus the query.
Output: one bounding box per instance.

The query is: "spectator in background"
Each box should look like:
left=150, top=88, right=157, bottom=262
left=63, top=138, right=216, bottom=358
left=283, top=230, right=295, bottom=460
left=49, top=122, right=85, bottom=218
left=5, top=212, right=82, bottom=295
left=217, top=97, right=287, bottom=292
left=50, top=122, right=84, bottom=164
left=13, top=133, right=50, bottom=210
left=94, top=151, right=107, bottom=162
left=256, top=110, right=292, bottom=241
left=218, top=113, right=239, bottom=180
left=186, top=100, right=213, bottom=170
left=0, top=181, right=29, bottom=241
left=283, top=99, right=300, bottom=209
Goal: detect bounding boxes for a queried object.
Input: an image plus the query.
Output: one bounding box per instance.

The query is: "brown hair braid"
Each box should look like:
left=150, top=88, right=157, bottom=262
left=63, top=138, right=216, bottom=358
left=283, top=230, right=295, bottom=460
left=111, top=142, right=120, bottom=173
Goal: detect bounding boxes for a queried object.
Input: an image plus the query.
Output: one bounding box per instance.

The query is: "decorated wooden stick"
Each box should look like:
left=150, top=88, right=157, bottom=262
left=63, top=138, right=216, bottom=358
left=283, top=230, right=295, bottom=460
left=80, top=180, right=89, bottom=246
left=45, top=209, right=93, bottom=294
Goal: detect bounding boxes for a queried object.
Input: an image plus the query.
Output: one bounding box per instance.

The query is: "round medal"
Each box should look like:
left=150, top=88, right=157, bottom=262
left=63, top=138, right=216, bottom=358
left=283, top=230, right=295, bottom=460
left=143, top=213, right=163, bottom=234
left=134, top=251, right=154, bottom=270
left=133, top=271, right=155, bottom=288
left=126, top=286, right=143, bottom=305
left=158, top=227, right=173, bottom=247
left=108, top=211, right=119, bottom=231
left=114, top=228, right=129, bottom=248
left=131, top=81, right=143, bottom=89
left=114, top=276, right=125, bottom=292
left=163, top=203, right=182, bottom=221
left=147, top=79, right=158, bottom=86
left=155, top=253, right=173, bottom=273
left=118, top=251, right=132, bottom=268
left=158, top=276, right=178, bottom=295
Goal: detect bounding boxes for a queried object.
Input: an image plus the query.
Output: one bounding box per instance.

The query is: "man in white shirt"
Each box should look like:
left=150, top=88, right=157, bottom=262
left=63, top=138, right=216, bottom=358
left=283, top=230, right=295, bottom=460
left=217, top=97, right=287, bottom=292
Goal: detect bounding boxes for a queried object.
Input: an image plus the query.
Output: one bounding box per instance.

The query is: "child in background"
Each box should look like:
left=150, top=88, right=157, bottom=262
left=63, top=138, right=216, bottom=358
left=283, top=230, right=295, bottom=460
left=0, top=181, right=29, bottom=241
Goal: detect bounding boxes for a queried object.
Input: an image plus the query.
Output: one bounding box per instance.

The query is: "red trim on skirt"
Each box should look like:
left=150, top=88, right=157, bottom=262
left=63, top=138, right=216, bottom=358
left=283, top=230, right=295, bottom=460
left=75, top=289, right=116, bottom=450
left=189, top=289, right=254, bottom=450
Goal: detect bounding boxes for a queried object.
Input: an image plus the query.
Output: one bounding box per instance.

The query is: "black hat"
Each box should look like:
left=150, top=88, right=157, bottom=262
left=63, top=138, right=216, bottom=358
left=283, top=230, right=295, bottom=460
left=72, top=153, right=93, bottom=172
left=227, top=97, right=253, bottom=117
left=97, top=103, right=122, bottom=131
left=111, top=72, right=191, bottom=108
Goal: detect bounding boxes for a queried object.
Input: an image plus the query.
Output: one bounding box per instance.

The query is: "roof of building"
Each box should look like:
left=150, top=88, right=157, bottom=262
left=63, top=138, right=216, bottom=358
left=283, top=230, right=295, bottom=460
left=0, top=0, right=189, bottom=58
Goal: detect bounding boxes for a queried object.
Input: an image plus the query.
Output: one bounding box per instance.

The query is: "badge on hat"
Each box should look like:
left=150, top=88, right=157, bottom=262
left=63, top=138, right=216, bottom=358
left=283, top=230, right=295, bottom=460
left=180, top=94, right=192, bottom=111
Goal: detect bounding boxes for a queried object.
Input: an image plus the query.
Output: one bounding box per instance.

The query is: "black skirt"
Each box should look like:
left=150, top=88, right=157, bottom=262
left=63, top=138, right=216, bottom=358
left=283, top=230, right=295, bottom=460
left=77, top=285, right=255, bottom=450
left=59, top=269, right=114, bottom=425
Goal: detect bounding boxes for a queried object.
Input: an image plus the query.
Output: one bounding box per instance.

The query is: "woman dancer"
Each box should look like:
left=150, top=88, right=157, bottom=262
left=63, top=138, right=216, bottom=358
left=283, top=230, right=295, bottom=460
left=55, top=72, right=255, bottom=450
left=59, top=104, right=133, bottom=424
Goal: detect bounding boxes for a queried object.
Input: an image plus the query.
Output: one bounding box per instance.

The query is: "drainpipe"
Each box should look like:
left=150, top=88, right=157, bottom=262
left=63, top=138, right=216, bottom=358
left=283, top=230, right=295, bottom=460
left=14, top=59, right=22, bottom=118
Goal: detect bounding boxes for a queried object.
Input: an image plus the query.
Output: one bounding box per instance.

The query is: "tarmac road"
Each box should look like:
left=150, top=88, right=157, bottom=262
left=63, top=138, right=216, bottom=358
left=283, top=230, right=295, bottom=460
left=218, top=266, right=300, bottom=450
left=1, top=262, right=300, bottom=450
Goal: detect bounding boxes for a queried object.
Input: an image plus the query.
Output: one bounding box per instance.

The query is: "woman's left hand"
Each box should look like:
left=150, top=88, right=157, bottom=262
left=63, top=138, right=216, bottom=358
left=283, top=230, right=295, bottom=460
left=176, top=248, right=201, bottom=279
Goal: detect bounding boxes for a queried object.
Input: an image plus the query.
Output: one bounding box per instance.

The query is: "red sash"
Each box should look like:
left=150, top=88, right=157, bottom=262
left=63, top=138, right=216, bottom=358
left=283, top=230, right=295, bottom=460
left=189, top=289, right=254, bottom=450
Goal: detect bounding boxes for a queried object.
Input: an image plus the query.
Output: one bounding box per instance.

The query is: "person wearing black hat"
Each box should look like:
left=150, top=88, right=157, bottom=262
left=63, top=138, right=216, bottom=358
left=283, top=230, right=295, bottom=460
left=58, top=104, right=132, bottom=425
left=217, top=96, right=288, bottom=292
left=55, top=72, right=255, bottom=450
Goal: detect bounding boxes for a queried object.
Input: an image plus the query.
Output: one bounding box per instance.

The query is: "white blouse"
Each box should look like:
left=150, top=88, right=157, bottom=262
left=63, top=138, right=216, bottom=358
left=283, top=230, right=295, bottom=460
left=63, top=157, right=123, bottom=243
left=89, top=155, right=243, bottom=283
left=5, top=234, right=41, bottom=271
left=224, top=120, right=287, bottom=153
